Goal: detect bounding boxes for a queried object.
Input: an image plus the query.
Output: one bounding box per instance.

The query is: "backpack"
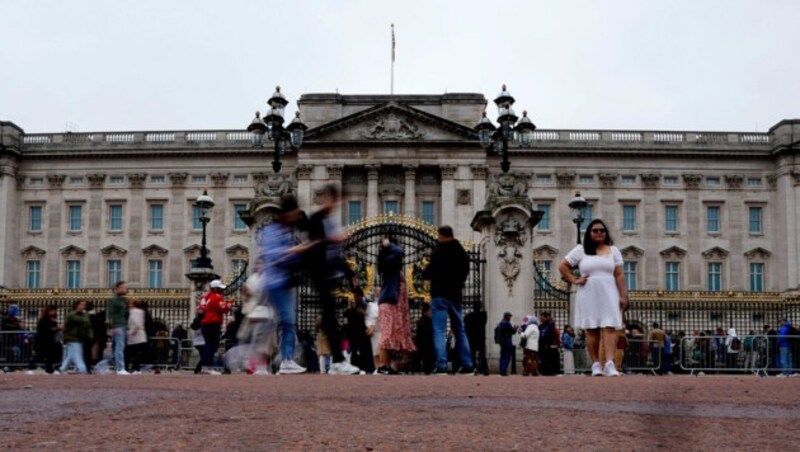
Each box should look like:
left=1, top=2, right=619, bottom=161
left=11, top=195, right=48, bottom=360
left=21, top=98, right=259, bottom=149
left=743, top=336, right=754, bottom=352
left=730, top=337, right=742, bottom=351
left=493, top=325, right=501, bottom=345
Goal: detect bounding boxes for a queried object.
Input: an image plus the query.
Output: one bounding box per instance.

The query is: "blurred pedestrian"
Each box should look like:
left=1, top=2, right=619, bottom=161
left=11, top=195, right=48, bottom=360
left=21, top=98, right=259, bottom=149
left=316, top=316, right=331, bottom=374
left=423, top=225, right=473, bottom=375
left=538, top=312, right=561, bottom=376
left=558, top=219, right=627, bottom=377
left=108, top=281, right=130, bottom=375
left=127, top=299, right=147, bottom=374
left=562, top=324, right=576, bottom=375
left=464, top=310, right=489, bottom=376
left=304, top=184, right=360, bottom=375
left=240, top=258, right=275, bottom=376
left=365, top=290, right=381, bottom=372
left=59, top=300, right=92, bottom=374
left=36, top=305, right=61, bottom=374
left=190, top=315, right=205, bottom=374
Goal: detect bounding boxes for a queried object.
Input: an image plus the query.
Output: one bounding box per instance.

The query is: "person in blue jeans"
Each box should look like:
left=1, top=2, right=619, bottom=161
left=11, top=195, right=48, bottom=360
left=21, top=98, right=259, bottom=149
left=108, top=281, right=130, bottom=375
left=423, top=225, right=473, bottom=375
left=495, top=312, right=516, bottom=376
left=777, top=319, right=795, bottom=377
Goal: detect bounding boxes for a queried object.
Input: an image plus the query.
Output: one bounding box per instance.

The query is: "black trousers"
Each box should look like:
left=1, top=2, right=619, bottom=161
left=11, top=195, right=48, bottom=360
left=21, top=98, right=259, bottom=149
left=313, top=277, right=345, bottom=363
left=127, top=343, right=147, bottom=372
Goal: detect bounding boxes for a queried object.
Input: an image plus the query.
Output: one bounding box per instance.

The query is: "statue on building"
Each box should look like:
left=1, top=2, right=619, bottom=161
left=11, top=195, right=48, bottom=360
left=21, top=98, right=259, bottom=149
left=484, top=172, right=531, bottom=211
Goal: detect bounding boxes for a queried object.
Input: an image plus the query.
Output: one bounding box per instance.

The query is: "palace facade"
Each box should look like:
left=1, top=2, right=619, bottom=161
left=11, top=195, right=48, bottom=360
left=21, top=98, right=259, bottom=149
left=1, top=91, right=799, bottom=297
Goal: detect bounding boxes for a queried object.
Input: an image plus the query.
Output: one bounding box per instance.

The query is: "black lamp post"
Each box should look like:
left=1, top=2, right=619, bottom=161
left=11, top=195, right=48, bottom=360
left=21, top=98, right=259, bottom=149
left=569, top=192, right=587, bottom=245
left=475, top=84, right=536, bottom=173
left=247, top=86, right=307, bottom=173
left=195, top=190, right=214, bottom=269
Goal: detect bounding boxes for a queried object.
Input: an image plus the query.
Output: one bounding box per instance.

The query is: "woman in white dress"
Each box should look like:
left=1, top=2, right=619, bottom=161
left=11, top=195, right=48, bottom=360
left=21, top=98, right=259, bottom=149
left=558, top=219, right=628, bottom=377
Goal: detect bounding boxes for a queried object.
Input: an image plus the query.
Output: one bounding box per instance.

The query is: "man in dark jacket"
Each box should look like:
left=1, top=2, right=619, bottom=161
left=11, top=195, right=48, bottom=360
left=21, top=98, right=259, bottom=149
left=423, top=225, right=473, bottom=374
left=495, top=312, right=516, bottom=376
left=108, top=281, right=129, bottom=375
left=464, top=310, right=489, bottom=375
left=538, top=312, right=561, bottom=375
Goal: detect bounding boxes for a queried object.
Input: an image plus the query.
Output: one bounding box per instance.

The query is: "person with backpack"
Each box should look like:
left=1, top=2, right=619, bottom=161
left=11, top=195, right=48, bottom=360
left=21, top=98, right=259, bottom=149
left=725, top=328, right=741, bottom=369
left=743, top=330, right=757, bottom=371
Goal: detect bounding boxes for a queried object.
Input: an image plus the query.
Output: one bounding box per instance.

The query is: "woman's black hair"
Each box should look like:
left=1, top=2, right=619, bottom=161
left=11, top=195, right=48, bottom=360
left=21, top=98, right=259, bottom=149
left=582, top=219, right=614, bottom=255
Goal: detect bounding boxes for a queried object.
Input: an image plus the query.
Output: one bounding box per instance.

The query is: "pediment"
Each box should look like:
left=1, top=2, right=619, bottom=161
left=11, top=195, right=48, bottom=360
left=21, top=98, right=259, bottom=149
left=744, top=247, right=771, bottom=260
left=533, top=245, right=559, bottom=258
left=620, top=245, right=645, bottom=259
left=701, top=246, right=729, bottom=259
left=183, top=244, right=203, bottom=256
left=306, top=102, right=477, bottom=142
left=225, top=244, right=249, bottom=256
left=21, top=245, right=46, bottom=257
left=143, top=244, right=169, bottom=256
left=60, top=245, right=86, bottom=256
left=659, top=246, right=687, bottom=258
left=101, top=245, right=128, bottom=257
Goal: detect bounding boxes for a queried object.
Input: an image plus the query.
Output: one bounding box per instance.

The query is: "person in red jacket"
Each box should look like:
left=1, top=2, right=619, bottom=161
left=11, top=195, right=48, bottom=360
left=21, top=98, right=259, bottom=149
left=197, top=279, right=232, bottom=374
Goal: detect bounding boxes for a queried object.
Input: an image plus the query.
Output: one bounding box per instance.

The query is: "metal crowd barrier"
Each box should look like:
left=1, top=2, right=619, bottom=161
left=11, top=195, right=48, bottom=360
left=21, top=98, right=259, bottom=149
left=678, top=335, right=776, bottom=376
left=0, top=330, right=37, bottom=369
left=761, top=334, right=800, bottom=376
left=571, top=339, right=662, bottom=375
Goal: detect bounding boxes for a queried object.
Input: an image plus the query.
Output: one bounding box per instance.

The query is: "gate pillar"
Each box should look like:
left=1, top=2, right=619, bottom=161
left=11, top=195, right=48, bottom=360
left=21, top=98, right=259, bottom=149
left=472, top=172, right=543, bottom=367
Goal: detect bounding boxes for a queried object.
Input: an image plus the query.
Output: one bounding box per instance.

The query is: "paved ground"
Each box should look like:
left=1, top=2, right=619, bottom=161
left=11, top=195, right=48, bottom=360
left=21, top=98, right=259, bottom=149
left=1, top=372, right=797, bottom=450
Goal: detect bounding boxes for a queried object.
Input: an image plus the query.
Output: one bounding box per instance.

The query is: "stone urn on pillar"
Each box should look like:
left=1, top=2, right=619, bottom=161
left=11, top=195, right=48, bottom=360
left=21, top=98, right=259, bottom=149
left=472, top=172, right=543, bottom=367
left=239, top=172, right=299, bottom=266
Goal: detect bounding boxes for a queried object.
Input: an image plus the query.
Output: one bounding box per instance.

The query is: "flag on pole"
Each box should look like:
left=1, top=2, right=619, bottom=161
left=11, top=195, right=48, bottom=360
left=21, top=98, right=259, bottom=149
left=391, top=23, right=396, bottom=62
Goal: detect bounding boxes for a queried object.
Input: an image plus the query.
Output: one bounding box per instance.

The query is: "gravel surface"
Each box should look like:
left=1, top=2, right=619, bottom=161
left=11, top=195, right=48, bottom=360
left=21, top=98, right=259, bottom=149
left=1, top=373, right=797, bottom=450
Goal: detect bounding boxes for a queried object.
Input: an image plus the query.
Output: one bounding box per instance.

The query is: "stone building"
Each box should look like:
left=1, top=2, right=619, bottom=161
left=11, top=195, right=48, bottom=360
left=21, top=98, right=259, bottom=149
left=1, top=91, right=799, bottom=300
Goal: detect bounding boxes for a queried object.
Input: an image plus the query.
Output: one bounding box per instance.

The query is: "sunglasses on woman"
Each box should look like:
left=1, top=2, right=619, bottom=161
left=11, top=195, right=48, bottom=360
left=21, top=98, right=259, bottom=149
left=590, top=228, right=606, bottom=233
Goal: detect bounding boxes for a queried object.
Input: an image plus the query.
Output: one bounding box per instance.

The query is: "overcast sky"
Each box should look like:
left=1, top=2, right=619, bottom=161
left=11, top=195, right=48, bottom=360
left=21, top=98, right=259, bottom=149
left=1, top=1, right=798, bottom=133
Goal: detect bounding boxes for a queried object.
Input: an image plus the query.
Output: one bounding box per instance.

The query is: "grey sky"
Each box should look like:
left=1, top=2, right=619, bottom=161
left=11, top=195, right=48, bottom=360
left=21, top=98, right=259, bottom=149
left=1, top=0, right=798, bottom=133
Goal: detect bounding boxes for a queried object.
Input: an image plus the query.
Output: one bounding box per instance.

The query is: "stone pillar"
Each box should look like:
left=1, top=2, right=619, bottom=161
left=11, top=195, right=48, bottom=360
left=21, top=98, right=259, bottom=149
left=168, top=173, right=188, bottom=286
left=126, top=173, right=147, bottom=286
left=367, top=164, right=380, bottom=218
left=0, top=151, right=20, bottom=288
left=640, top=173, right=661, bottom=289
left=683, top=174, right=702, bottom=289
left=327, top=164, right=344, bottom=224
left=295, top=165, right=313, bottom=212
left=85, top=174, right=106, bottom=288
left=470, top=165, right=488, bottom=242
left=472, top=172, right=539, bottom=366
left=725, top=174, right=745, bottom=290
left=403, top=164, right=417, bottom=218
left=440, top=165, right=457, bottom=227
left=46, top=174, right=66, bottom=286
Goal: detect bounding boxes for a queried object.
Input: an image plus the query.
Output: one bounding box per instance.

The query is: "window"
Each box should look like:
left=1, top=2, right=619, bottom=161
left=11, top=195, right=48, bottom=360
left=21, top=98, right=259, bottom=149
left=150, top=204, right=164, bottom=230
left=579, top=205, right=594, bottom=232
left=706, top=206, right=720, bottom=233
left=747, top=178, right=762, bottom=187
left=69, top=176, right=84, bottom=185
left=578, top=175, right=594, bottom=184
left=232, top=259, right=247, bottom=277
left=663, top=176, right=678, bottom=185
left=749, top=207, right=762, bottom=234
left=706, top=177, right=721, bottom=186
left=421, top=201, right=435, bottom=225
left=708, top=263, right=722, bottom=291
left=107, top=260, right=122, bottom=288
left=540, top=260, right=552, bottom=282
left=27, top=261, right=41, bottom=289
left=536, top=204, right=551, bottom=230
left=68, top=205, right=82, bottom=231
left=29, top=206, right=42, bottom=232
left=191, top=175, right=207, bottom=184
left=621, top=175, right=637, bottom=185
left=66, top=260, right=81, bottom=289
left=750, top=263, right=764, bottom=292
left=535, top=175, right=552, bottom=184
left=664, top=206, right=678, bottom=233
left=109, top=204, right=123, bottom=231
left=192, top=205, right=203, bottom=230
left=384, top=200, right=399, bottom=216
left=233, top=175, right=248, bottom=184
left=110, top=176, right=125, bottom=184
left=29, top=177, right=44, bottom=186
left=150, top=175, right=165, bottom=184
left=233, top=204, right=248, bottom=231
left=622, top=205, right=636, bottom=231
left=665, top=262, right=680, bottom=291
left=348, top=201, right=362, bottom=225
left=624, top=261, right=638, bottom=291
left=148, top=259, right=163, bottom=289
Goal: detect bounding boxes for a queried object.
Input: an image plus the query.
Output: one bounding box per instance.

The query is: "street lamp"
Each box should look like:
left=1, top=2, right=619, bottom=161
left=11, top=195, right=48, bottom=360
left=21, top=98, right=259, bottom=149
left=568, top=192, right=587, bottom=244
left=195, top=190, right=215, bottom=269
left=247, top=86, right=308, bottom=173
left=475, top=84, right=536, bottom=173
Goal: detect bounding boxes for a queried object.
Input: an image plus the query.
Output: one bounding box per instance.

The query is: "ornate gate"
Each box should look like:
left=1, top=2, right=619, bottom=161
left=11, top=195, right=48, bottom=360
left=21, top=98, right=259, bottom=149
left=296, top=215, right=484, bottom=333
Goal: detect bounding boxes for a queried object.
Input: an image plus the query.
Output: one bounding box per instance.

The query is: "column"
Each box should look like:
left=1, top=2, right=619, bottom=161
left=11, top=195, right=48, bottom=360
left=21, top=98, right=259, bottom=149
left=683, top=174, right=702, bottom=289
left=0, top=156, right=19, bottom=287
left=167, top=173, right=188, bottom=286
left=211, top=173, right=229, bottom=279
left=126, top=173, right=147, bottom=287
left=403, top=164, right=417, bottom=218
left=45, top=175, right=66, bottom=286
left=295, top=165, right=314, bottom=212
left=367, top=164, right=380, bottom=218
left=470, top=165, right=489, bottom=242
left=440, top=165, right=457, bottom=227
left=85, top=174, right=106, bottom=288
left=326, top=164, right=344, bottom=224
left=640, top=173, right=661, bottom=289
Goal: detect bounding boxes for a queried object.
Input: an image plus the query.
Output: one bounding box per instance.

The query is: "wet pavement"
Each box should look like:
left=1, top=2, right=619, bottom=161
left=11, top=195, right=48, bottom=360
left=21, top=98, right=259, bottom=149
left=1, top=373, right=797, bottom=450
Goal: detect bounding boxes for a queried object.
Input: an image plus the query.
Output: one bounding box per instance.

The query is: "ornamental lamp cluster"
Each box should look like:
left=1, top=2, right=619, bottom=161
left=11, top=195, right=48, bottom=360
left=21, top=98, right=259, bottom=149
left=247, top=86, right=307, bottom=173
left=475, top=84, right=536, bottom=173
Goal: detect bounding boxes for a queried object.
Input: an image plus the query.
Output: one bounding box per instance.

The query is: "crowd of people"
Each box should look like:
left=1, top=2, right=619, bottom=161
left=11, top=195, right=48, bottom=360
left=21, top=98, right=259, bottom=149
left=1, top=207, right=799, bottom=378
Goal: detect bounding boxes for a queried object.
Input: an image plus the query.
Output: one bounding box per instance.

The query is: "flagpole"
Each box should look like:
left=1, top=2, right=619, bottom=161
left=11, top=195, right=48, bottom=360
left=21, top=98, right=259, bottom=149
left=391, top=23, right=395, bottom=95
